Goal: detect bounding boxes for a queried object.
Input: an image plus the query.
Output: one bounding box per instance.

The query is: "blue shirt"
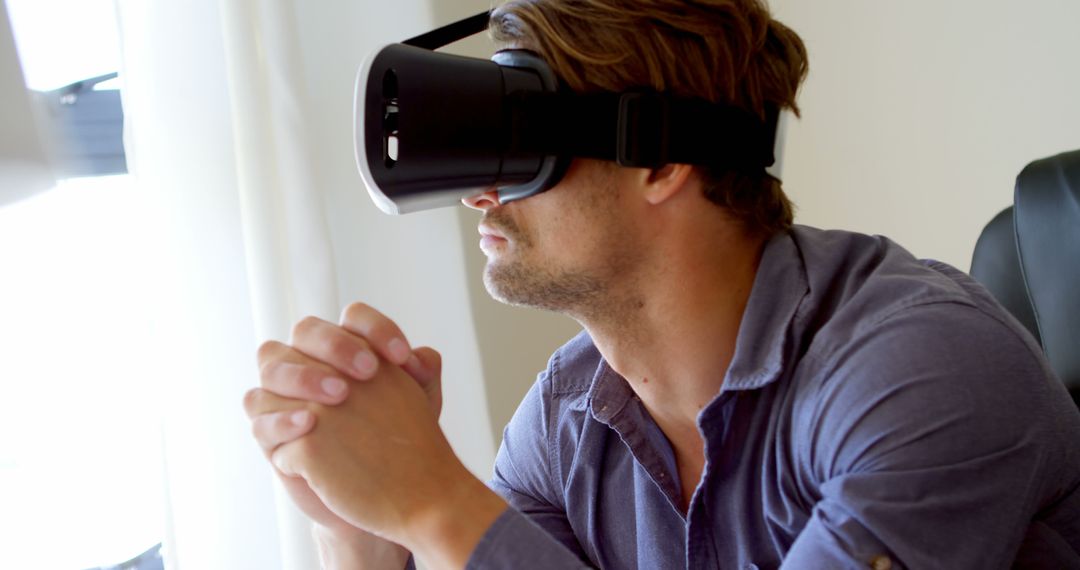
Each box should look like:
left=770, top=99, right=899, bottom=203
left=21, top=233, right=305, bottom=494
left=467, top=226, right=1080, bottom=569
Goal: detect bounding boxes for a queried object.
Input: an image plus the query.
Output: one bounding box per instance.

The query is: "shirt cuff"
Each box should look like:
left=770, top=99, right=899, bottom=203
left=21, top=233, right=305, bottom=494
left=465, top=507, right=591, bottom=570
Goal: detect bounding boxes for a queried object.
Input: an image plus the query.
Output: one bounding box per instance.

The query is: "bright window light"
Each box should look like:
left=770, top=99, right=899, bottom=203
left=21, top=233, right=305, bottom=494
left=0, top=0, right=165, bottom=568
left=0, top=178, right=166, bottom=570
left=5, top=0, right=122, bottom=91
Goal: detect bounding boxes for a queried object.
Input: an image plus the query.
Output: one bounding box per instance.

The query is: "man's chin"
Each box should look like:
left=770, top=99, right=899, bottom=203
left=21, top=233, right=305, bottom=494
left=482, top=261, right=535, bottom=308
left=481, top=263, right=515, bottom=304
left=482, top=260, right=603, bottom=315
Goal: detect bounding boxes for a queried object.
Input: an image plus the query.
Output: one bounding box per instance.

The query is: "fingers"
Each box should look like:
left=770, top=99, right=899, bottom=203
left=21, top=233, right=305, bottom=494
left=244, top=384, right=308, bottom=417
left=403, top=346, right=443, bottom=417
left=290, top=316, right=380, bottom=381
left=403, top=346, right=441, bottom=388
left=340, top=303, right=415, bottom=367
left=271, top=442, right=302, bottom=478
left=253, top=305, right=424, bottom=418
left=251, top=408, right=315, bottom=456
left=244, top=387, right=317, bottom=457
left=257, top=340, right=351, bottom=405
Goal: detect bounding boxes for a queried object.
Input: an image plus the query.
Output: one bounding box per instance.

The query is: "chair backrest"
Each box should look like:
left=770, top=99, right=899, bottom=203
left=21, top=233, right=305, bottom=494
left=971, top=206, right=1042, bottom=344
left=972, top=149, right=1080, bottom=406
left=1014, top=149, right=1080, bottom=403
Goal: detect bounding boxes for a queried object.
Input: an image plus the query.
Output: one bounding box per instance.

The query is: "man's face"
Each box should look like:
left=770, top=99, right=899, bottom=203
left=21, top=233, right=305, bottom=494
left=464, top=159, right=645, bottom=319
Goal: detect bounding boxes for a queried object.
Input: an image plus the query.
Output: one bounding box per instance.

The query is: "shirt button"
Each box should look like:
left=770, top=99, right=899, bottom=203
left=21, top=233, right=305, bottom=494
left=870, top=555, right=891, bottom=570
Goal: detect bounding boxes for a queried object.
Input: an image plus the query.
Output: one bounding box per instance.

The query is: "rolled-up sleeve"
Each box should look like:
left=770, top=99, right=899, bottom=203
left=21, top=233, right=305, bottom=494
left=467, top=372, right=594, bottom=569
left=466, top=508, right=591, bottom=570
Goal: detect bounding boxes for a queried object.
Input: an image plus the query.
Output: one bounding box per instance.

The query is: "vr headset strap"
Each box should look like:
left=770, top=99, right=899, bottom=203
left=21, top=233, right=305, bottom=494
left=400, top=11, right=778, bottom=172
left=403, top=11, right=489, bottom=50
left=512, top=91, right=778, bottom=171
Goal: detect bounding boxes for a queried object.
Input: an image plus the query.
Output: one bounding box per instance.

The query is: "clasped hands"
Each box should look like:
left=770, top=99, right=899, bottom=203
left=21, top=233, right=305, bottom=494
left=242, top=303, right=506, bottom=568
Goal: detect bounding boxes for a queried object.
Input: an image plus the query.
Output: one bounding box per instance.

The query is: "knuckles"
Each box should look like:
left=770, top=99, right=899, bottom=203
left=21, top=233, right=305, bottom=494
left=256, top=340, right=284, bottom=369
left=340, top=302, right=373, bottom=326
left=323, top=332, right=361, bottom=365
left=341, top=302, right=392, bottom=339
left=261, top=359, right=330, bottom=401
left=296, top=364, right=328, bottom=395
left=290, top=316, right=370, bottom=373
left=291, top=315, right=323, bottom=342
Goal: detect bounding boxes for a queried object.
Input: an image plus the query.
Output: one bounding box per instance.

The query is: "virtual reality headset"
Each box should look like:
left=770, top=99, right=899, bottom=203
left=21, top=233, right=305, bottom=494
left=354, top=11, right=783, bottom=215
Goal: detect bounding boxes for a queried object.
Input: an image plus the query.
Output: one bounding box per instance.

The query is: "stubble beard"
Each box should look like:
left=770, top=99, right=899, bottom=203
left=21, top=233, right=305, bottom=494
left=481, top=163, right=643, bottom=322
left=484, top=256, right=607, bottom=316
left=480, top=211, right=637, bottom=323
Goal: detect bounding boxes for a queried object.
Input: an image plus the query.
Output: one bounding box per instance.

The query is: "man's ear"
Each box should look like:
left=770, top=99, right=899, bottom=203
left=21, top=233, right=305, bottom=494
left=641, top=163, right=696, bottom=206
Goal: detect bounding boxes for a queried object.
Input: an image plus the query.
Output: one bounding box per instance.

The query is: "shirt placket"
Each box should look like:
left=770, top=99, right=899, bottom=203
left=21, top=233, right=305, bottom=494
left=686, top=391, right=739, bottom=569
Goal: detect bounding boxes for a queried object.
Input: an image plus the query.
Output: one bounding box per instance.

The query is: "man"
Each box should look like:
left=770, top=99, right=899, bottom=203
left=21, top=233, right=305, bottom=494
left=243, top=0, right=1080, bottom=568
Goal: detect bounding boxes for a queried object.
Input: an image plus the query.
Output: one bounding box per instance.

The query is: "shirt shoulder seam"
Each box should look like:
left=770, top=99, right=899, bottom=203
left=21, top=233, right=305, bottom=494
left=805, top=295, right=1042, bottom=375
left=545, top=350, right=567, bottom=501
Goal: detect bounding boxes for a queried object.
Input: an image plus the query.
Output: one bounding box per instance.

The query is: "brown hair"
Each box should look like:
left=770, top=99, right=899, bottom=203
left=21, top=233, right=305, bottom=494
left=490, top=0, right=808, bottom=236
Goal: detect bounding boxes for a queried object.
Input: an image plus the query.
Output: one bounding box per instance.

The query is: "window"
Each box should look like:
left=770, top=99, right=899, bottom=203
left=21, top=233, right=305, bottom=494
left=0, top=1, right=165, bottom=568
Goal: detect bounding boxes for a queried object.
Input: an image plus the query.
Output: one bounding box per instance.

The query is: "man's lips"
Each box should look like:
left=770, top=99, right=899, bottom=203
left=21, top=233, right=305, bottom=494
left=478, top=225, right=507, bottom=240
left=478, top=225, right=509, bottom=252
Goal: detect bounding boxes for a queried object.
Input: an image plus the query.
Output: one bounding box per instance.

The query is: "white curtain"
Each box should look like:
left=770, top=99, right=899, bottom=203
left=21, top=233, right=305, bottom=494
left=115, top=0, right=497, bottom=568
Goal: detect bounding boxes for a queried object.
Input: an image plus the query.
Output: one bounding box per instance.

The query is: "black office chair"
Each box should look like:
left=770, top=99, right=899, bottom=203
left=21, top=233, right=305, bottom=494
left=970, top=149, right=1080, bottom=407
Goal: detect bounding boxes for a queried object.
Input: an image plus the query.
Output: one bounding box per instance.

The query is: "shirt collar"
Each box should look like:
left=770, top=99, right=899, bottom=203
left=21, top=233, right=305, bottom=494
left=721, top=230, right=809, bottom=391
left=588, top=359, right=635, bottom=425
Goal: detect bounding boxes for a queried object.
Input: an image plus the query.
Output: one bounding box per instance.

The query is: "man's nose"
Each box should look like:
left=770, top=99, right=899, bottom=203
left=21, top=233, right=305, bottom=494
left=462, top=189, right=501, bottom=211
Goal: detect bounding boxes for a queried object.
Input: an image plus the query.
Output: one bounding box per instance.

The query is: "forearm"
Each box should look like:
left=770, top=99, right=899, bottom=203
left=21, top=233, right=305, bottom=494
left=404, top=470, right=509, bottom=569
left=313, top=525, right=411, bottom=570
left=420, top=501, right=595, bottom=570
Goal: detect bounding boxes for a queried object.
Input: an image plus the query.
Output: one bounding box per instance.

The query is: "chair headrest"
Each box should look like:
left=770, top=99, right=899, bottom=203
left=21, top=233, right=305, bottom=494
left=1014, top=149, right=1080, bottom=392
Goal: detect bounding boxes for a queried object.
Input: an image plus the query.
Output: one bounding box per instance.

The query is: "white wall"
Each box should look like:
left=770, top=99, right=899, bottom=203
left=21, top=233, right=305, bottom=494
left=770, top=0, right=1080, bottom=270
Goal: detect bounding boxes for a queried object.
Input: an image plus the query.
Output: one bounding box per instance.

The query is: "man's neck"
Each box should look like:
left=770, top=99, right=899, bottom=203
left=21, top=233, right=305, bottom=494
left=577, top=219, right=764, bottom=510
left=582, top=223, right=765, bottom=444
